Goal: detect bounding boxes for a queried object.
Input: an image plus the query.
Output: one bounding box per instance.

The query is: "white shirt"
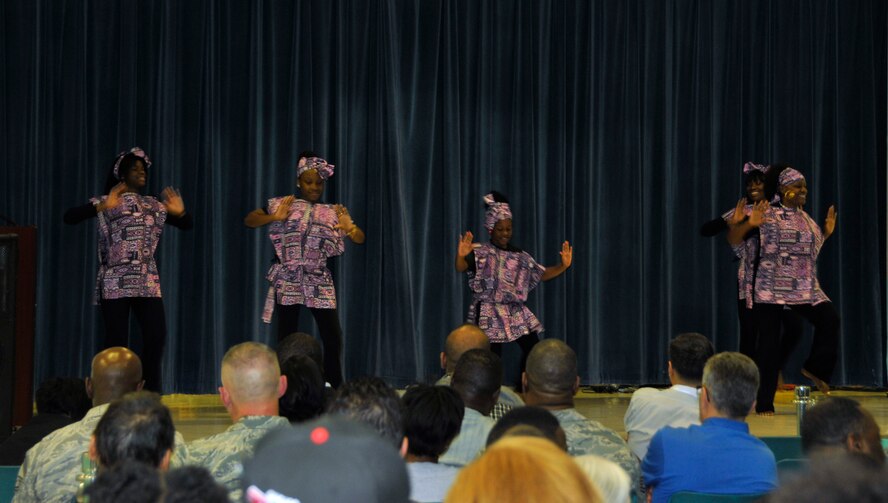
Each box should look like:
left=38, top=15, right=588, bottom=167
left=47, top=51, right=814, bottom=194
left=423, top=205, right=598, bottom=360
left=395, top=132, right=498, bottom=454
left=624, top=385, right=699, bottom=461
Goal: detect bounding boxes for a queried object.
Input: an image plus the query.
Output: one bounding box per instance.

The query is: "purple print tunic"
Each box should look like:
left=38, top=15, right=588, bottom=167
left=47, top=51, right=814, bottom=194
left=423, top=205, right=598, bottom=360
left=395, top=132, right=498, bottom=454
left=262, top=197, right=345, bottom=323
left=90, top=193, right=167, bottom=302
left=724, top=205, right=758, bottom=302
left=752, top=205, right=829, bottom=307
left=466, top=243, right=546, bottom=343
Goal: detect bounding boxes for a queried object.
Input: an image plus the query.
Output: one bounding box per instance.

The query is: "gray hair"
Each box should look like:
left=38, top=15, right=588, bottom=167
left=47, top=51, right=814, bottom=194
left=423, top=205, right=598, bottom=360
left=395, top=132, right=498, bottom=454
left=701, top=352, right=759, bottom=419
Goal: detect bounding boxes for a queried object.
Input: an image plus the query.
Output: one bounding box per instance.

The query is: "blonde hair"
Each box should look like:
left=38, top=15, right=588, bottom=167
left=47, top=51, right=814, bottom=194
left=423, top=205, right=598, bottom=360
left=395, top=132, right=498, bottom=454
left=574, top=454, right=632, bottom=503
left=221, top=342, right=280, bottom=403
left=445, top=437, right=602, bottom=503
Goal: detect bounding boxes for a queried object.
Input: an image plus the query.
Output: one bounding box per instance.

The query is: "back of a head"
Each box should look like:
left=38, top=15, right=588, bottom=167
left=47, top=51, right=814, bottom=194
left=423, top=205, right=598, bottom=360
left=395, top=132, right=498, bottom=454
left=486, top=406, right=565, bottom=450
left=36, top=377, right=91, bottom=419
left=326, top=376, right=404, bottom=449
left=279, top=355, right=326, bottom=423
left=701, top=352, right=759, bottom=419
left=91, top=347, right=143, bottom=405
left=445, top=436, right=602, bottom=503
left=574, top=455, right=632, bottom=503
left=94, top=391, right=175, bottom=469
left=765, top=452, right=888, bottom=503
left=451, top=349, right=502, bottom=404
left=277, top=332, right=324, bottom=375
left=84, top=460, right=162, bottom=503
left=242, top=415, right=409, bottom=503
left=164, top=466, right=229, bottom=503
left=401, top=384, right=465, bottom=459
left=444, top=324, right=490, bottom=373
left=669, top=333, right=715, bottom=382
left=525, top=339, right=577, bottom=396
left=801, top=397, right=883, bottom=465
left=221, top=342, right=281, bottom=405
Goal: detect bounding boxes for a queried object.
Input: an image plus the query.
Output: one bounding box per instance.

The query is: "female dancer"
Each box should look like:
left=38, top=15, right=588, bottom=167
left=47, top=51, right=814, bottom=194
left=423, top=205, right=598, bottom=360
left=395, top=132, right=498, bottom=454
left=64, top=147, right=192, bottom=392
left=455, top=192, right=572, bottom=378
left=728, top=166, right=838, bottom=413
left=245, top=152, right=363, bottom=387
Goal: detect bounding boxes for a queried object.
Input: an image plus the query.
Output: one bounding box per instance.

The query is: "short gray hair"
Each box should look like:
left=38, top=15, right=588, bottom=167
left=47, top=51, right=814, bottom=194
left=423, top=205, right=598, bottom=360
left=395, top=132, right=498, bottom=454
left=701, top=352, right=759, bottom=419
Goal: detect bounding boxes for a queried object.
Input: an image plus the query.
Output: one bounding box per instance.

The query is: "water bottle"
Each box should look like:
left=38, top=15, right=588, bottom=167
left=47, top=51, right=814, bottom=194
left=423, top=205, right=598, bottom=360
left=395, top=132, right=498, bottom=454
left=794, top=385, right=815, bottom=435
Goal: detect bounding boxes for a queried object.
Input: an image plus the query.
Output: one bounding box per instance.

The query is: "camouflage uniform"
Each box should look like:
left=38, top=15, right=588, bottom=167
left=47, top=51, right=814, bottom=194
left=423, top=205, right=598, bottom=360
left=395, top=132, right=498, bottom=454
left=13, top=404, right=189, bottom=503
left=552, top=408, right=640, bottom=486
left=187, top=415, right=289, bottom=500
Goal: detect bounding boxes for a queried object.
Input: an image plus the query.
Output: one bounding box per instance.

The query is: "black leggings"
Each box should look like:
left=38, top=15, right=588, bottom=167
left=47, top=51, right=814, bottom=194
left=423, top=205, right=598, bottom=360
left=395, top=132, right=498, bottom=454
left=737, top=299, right=804, bottom=370
left=100, top=297, right=166, bottom=392
left=491, top=332, right=540, bottom=387
left=276, top=304, right=344, bottom=388
left=753, top=302, right=840, bottom=413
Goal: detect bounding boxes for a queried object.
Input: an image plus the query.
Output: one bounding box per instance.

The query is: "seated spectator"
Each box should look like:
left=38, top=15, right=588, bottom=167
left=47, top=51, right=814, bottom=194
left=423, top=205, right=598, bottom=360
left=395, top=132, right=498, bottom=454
left=277, top=332, right=331, bottom=388
left=326, top=376, right=406, bottom=453
left=241, top=415, right=410, bottom=503
left=800, top=396, right=885, bottom=467
left=401, top=384, right=464, bottom=502
left=279, top=355, right=326, bottom=423
left=574, top=454, right=632, bottom=503
left=0, top=377, right=91, bottom=465
left=522, top=339, right=639, bottom=485
left=624, top=333, right=714, bottom=460
left=439, top=349, right=501, bottom=466
left=83, top=460, right=162, bottom=503
left=486, top=405, right=567, bottom=450
left=163, top=466, right=229, bottom=503
left=765, top=452, right=888, bottom=503
left=642, top=352, right=777, bottom=503
left=188, top=342, right=289, bottom=499
left=89, top=391, right=175, bottom=471
left=445, top=436, right=602, bottom=503
left=437, top=324, right=523, bottom=419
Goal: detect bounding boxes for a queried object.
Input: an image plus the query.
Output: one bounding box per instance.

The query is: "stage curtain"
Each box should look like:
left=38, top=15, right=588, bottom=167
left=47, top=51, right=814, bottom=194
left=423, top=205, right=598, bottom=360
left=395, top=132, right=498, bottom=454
left=1, top=0, right=885, bottom=392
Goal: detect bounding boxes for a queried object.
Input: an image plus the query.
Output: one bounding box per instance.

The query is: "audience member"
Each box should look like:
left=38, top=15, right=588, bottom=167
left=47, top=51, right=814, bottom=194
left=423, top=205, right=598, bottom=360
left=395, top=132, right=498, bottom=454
left=522, top=339, right=639, bottom=484
left=14, top=347, right=186, bottom=503
left=800, top=396, right=885, bottom=466
left=765, top=452, right=888, bottom=503
left=0, top=377, right=91, bottom=465
left=624, top=333, right=714, bottom=460
left=445, top=436, right=602, bottom=503
left=90, top=391, right=175, bottom=471
left=642, top=352, right=777, bottom=503
left=439, top=349, right=501, bottom=466
left=327, top=376, right=406, bottom=452
left=574, top=454, right=632, bottom=503
left=187, top=342, right=289, bottom=498
left=163, top=466, right=229, bottom=503
left=486, top=405, right=567, bottom=450
left=242, top=415, right=410, bottom=503
left=82, top=460, right=162, bottom=503
left=437, top=324, right=523, bottom=419
left=279, top=355, right=326, bottom=423
left=277, top=332, right=327, bottom=383
left=401, top=384, right=464, bottom=502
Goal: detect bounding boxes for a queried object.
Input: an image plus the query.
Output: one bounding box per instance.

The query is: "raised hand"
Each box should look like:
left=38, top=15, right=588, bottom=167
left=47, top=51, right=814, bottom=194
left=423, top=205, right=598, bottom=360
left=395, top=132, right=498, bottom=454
left=100, top=182, right=128, bottom=212
left=333, top=204, right=356, bottom=233
left=273, top=195, right=295, bottom=221
left=747, top=200, right=769, bottom=228
left=161, top=187, right=186, bottom=216
left=560, top=241, right=573, bottom=268
left=727, top=198, right=748, bottom=226
left=824, top=205, right=837, bottom=238
left=457, top=231, right=475, bottom=258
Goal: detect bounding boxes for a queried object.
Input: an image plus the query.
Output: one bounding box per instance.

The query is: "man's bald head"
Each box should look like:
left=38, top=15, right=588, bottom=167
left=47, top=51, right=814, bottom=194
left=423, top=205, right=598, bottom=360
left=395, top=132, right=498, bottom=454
left=89, top=347, right=144, bottom=407
left=443, top=324, right=490, bottom=374
left=221, top=342, right=282, bottom=406
left=524, top=339, right=578, bottom=397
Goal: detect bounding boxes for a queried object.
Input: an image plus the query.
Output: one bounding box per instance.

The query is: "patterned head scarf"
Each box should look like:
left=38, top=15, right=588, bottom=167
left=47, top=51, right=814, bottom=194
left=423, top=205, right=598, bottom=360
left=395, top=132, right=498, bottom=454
left=778, top=167, right=805, bottom=187
left=113, top=147, right=151, bottom=179
left=742, top=162, right=767, bottom=175
left=297, top=156, right=335, bottom=180
left=483, top=193, right=512, bottom=233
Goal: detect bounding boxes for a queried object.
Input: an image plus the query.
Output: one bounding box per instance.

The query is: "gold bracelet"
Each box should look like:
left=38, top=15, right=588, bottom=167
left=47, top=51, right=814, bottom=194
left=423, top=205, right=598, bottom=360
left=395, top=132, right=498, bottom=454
left=347, top=227, right=358, bottom=237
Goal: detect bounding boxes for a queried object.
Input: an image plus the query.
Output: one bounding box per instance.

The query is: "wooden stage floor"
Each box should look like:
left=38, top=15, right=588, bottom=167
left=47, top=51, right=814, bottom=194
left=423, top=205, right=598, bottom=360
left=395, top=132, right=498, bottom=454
left=162, top=388, right=888, bottom=442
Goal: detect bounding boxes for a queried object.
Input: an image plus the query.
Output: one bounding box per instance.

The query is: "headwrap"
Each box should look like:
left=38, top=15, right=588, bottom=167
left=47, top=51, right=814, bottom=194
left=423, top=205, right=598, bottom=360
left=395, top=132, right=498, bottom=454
left=778, top=167, right=805, bottom=187
left=297, top=156, right=335, bottom=180
left=742, top=162, right=767, bottom=175
left=113, top=147, right=151, bottom=179
left=483, top=193, right=512, bottom=233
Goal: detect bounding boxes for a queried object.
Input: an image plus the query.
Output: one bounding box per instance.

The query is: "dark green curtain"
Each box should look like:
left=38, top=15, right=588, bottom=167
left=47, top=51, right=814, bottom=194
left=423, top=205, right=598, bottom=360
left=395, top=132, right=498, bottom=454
left=2, top=0, right=885, bottom=392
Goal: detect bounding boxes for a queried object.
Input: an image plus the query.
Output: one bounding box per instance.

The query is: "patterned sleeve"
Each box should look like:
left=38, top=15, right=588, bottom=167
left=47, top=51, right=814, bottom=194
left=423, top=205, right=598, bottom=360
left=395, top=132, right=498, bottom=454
left=524, top=252, right=546, bottom=291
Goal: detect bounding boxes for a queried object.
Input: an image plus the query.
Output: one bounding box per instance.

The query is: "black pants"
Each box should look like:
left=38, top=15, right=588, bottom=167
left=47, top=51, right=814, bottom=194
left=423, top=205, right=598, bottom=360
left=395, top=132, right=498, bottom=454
left=276, top=304, right=344, bottom=388
left=737, top=299, right=804, bottom=370
left=491, top=332, right=540, bottom=388
left=753, top=302, right=840, bottom=412
left=100, top=297, right=166, bottom=392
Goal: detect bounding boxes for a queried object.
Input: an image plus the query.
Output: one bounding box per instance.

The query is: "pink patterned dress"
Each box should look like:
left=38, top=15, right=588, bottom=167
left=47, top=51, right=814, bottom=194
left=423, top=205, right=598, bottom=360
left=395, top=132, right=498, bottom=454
left=262, top=197, right=345, bottom=323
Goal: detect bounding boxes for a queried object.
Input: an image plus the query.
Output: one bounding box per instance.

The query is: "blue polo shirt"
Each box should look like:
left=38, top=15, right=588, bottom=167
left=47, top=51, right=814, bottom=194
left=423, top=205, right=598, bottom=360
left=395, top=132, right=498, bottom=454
left=642, top=417, right=777, bottom=503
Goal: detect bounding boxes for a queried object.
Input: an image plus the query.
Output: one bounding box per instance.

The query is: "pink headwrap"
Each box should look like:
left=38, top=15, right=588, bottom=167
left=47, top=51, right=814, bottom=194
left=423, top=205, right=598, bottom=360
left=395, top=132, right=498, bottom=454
left=297, top=156, right=335, bottom=180
left=483, top=193, right=512, bottom=233
left=113, top=147, right=151, bottom=178
left=778, top=167, right=805, bottom=186
left=743, top=162, right=767, bottom=175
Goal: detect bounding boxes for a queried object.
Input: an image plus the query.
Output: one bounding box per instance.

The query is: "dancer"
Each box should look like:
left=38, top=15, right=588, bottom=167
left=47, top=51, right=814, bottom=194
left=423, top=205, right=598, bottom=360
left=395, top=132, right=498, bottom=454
left=245, top=152, right=363, bottom=388
left=63, top=147, right=192, bottom=391
left=728, top=166, right=838, bottom=413
left=455, top=192, right=572, bottom=380
left=700, top=162, right=803, bottom=377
